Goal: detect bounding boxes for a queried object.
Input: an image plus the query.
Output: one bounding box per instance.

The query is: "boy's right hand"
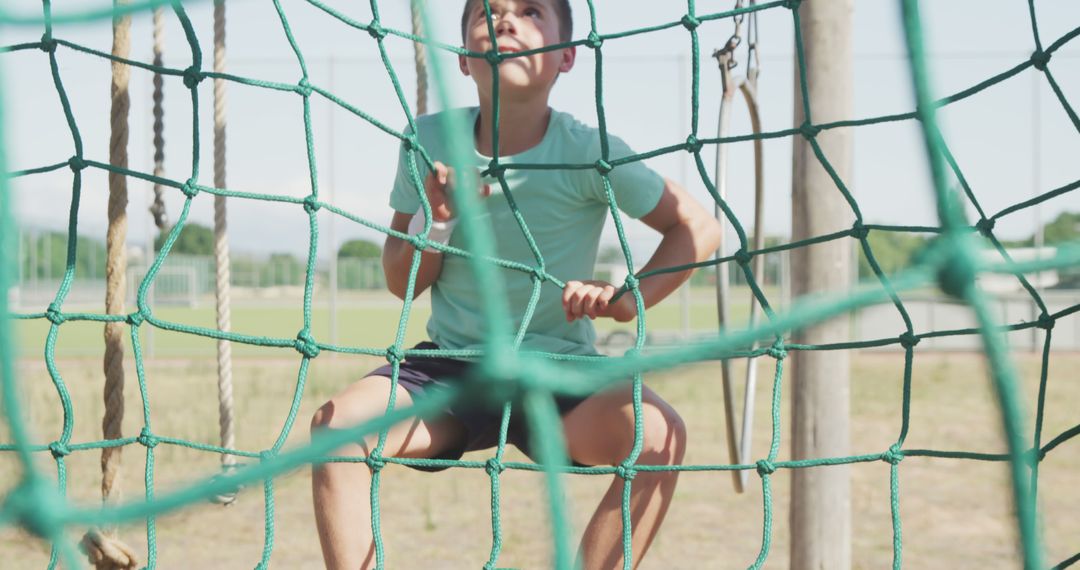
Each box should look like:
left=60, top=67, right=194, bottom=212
left=424, top=161, right=492, bottom=222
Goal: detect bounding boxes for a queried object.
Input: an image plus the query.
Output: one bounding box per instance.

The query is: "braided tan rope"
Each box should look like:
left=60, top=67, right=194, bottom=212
left=211, top=0, right=238, bottom=505
left=149, top=7, right=168, bottom=232
left=85, top=2, right=138, bottom=568
left=411, top=0, right=428, bottom=115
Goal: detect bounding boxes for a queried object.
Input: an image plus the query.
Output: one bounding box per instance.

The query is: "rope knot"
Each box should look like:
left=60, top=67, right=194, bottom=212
left=799, top=121, right=820, bottom=139
left=882, top=444, right=904, bottom=465
left=586, top=31, right=603, bottom=49
left=126, top=311, right=146, bottom=327
left=684, top=134, right=703, bottom=153
left=680, top=14, right=701, bottom=31
left=1030, top=50, right=1050, bottom=71
left=67, top=155, right=87, bottom=173
left=529, top=266, right=547, bottom=283
left=401, top=134, right=418, bottom=152
left=302, top=195, right=321, bottom=213
left=898, top=331, right=920, bottom=349
left=756, top=459, right=776, bottom=476
left=295, top=77, right=313, bottom=98
left=182, top=66, right=203, bottom=89
left=594, top=159, right=614, bottom=175
left=180, top=178, right=199, bottom=199
left=615, top=463, right=637, bottom=481
left=48, top=441, right=71, bottom=459
left=975, top=218, right=995, bottom=236
left=366, top=21, right=387, bottom=41
left=733, top=249, right=752, bottom=266
left=39, top=34, right=57, bottom=53
left=137, top=427, right=159, bottom=449
left=484, top=159, right=505, bottom=178
left=45, top=303, right=66, bottom=325
left=5, top=479, right=65, bottom=539
left=623, top=274, right=640, bottom=290
left=1036, top=313, right=1055, bottom=331
left=485, top=458, right=506, bottom=475
left=485, top=50, right=502, bottom=65
left=385, top=345, right=405, bottom=363
left=785, top=0, right=803, bottom=10
left=623, top=347, right=641, bottom=358
left=294, top=331, right=321, bottom=359
left=766, top=340, right=787, bottom=360
left=849, top=222, right=869, bottom=240
left=936, top=249, right=977, bottom=299
left=365, top=455, right=386, bottom=472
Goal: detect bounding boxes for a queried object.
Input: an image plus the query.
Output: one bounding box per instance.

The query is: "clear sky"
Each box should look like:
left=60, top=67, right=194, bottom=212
left=2, top=0, right=1079, bottom=262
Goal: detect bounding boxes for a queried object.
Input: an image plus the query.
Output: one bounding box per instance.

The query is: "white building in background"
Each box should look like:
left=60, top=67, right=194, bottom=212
left=978, top=246, right=1059, bottom=294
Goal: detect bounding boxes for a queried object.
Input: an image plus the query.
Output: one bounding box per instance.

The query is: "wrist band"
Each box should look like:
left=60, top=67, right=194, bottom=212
left=408, top=213, right=458, bottom=252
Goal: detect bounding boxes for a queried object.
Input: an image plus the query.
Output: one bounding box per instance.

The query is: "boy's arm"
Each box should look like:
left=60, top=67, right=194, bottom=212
left=563, top=178, right=722, bottom=322
left=383, top=211, right=444, bottom=300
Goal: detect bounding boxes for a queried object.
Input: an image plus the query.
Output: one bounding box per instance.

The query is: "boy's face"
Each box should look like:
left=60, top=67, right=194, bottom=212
left=459, top=0, right=575, bottom=100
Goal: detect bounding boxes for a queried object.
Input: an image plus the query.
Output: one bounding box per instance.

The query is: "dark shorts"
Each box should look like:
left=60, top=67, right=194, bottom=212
left=366, top=342, right=590, bottom=471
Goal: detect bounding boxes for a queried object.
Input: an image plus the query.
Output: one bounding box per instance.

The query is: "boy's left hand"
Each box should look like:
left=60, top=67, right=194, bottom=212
left=562, top=280, right=637, bottom=323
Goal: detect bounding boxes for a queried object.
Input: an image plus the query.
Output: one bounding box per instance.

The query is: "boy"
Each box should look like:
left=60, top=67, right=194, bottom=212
left=311, top=1, right=722, bottom=568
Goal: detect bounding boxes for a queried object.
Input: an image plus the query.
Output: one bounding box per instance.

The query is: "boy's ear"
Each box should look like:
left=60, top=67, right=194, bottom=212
left=459, top=53, right=471, bottom=76
left=559, top=46, right=577, bottom=73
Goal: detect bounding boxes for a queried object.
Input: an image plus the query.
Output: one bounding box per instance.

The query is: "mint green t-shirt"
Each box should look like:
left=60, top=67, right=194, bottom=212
left=389, top=107, right=664, bottom=356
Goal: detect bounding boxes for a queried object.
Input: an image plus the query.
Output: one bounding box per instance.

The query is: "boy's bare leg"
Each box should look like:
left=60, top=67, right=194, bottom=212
left=563, top=384, right=687, bottom=570
left=310, top=376, right=466, bottom=570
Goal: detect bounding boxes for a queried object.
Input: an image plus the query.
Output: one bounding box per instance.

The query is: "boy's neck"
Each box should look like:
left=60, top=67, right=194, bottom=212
left=474, top=94, right=552, bottom=157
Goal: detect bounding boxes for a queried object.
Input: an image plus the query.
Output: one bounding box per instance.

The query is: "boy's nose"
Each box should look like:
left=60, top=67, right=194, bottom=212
left=495, top=13, right=518, bottom=36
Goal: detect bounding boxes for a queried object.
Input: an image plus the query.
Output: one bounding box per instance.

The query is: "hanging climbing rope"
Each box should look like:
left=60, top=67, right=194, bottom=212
left=713, top=0, right=766, bottom=494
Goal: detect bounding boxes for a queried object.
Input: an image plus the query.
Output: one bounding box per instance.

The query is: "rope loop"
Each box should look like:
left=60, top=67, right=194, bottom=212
left=365, top=454, right=387, bottom=472
left=1036, top=313, right=1056, bottom=331
left=680, top=14, right=701, bottom=31
left=366, top=21, right=387, bottom=41
left=45, top=303, right=66, bottom=325
left=385, top=345, right=405, bottom=363
left=48, top=441, right=71, bottom=459
left=294, top=331, right=321, bottom=359
left=182, top=66, right=203, bottom=89
left=733, top=248, right=752, bottom=266
left=594, top=159, right=614, bottom=175
left=302, top=194, right=321, bottom=214
left=68, top=155, right=87, bottom=173
left=798, top=121, right=820, bottom=139
left=975, top=218, right=995, bottom=236
left=1030, top=50, right=1051, bottom=71
left=180, top=178, right=199, bottom=199
left=882, top=444, right=904, bottom=465
left=137, top=426, right=159, bottom=449
left=849, top=222, right=869, bottom=240
left=684, top=134, right=703, bottom=154
left=295, top=77, right=314, bottom=98
left=126, top=311, right=145, bottom=327
left=485, top=457, right=506, bottom=475
left=898, top=331, right=920, bottom=349
left=615, top=462, right=637, bottom=481
left=755, top=459, right=776, bottom=476
left=586, top=31, right=603, bottom=49
left=766, top=340, right=787, bottom=360
left=39, top=34, right=57, bottom=53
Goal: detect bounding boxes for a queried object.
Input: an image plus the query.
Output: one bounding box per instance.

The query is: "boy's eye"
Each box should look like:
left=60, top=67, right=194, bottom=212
left=524, top=7, right=541, bottom=17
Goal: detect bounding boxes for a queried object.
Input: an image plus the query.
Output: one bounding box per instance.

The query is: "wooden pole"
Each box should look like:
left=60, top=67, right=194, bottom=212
left=790, top=1, right=853, bottom=569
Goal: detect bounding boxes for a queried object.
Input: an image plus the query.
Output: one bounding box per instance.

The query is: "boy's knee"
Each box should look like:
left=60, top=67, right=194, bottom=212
left=639, top=405, right=687, bottom=465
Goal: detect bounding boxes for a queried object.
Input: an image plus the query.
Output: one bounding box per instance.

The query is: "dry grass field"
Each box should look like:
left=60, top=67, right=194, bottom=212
left=1, top=348, right=1078, bottom=569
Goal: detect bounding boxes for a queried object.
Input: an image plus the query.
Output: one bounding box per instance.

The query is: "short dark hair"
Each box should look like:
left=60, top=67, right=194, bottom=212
left=461, top=0, right=573, bottom=45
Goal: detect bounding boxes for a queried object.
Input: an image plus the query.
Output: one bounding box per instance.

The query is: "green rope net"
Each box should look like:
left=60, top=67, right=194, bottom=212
left=1, top=0, right=1079, bottom=568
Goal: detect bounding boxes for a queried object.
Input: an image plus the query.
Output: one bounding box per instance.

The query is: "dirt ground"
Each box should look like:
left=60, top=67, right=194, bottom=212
left=1, top=349, right=1077, bottom=569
